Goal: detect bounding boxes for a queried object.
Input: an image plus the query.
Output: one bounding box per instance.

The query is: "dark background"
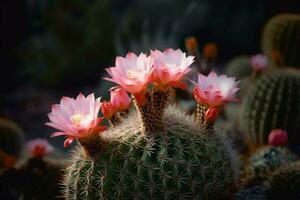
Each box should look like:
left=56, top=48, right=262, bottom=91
left=0, top=0, right=299, bottom=150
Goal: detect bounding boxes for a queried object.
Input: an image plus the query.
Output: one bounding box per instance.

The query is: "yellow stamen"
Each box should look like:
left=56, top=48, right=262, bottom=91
left=71, top=112, right=84, bottom=124
left=127, top=70, right=139, bottom=79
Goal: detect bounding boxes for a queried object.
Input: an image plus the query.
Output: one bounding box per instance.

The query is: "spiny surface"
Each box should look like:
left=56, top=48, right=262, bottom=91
left=63, top=106, right=237, bottom=200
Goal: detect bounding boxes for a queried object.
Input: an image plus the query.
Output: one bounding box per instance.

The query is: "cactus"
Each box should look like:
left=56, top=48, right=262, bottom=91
left=268, top=161, right=300, bottom=200
left=241, top=146, right=297, bottom=187
left=235, top=186, right=269, bottom=200
left=261, top=14, right=300, bottom=68
left=62, top=105, right=239, bottom=199
left=225, top=56, right=252, bottom=79
left=0, top=118, right=25, bottom=157
left=0, top=157, right=63, bottom=200
left=242, top=70, right=300, bottom=149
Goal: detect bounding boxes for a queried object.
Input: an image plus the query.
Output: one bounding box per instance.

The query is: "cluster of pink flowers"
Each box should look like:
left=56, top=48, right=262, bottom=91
left=46, top=48, right=240, bottom=147
left=104, top=49, right=194, bottom=94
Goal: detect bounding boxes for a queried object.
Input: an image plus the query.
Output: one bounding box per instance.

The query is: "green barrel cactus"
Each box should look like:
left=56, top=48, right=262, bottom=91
left=0, top=118, right=25, bottom=157
left=261, top=14, right=300, bottom=68
left=268, top=161, right=300, bottom=200
left=242, top=70, right=300, bottom=148
left=241, top=146, right=297, bottom=187
left=63, top=104, right=239, bottom=199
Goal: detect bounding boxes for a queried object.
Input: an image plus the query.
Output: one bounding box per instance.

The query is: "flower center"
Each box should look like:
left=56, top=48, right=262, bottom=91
left=71, top=112, right=84, bottom=124
left=127, top=69, right=139, bottom=79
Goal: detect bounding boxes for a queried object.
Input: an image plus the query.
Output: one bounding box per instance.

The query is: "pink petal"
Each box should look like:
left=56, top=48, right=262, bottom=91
left=51, top=132, right=68, bottom=138
left=64, top=138, right=74, bottom=148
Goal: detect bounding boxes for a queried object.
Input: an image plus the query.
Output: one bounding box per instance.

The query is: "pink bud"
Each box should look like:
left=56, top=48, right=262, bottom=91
left=110, top=88, right=131, bottom=112
left=204, top=107, right=219, bottom=124
left=268, top=129, right=288, bottom=146
left=251, top=54, right=268, bottom=72
left=101, top=101, right=116, bottom=119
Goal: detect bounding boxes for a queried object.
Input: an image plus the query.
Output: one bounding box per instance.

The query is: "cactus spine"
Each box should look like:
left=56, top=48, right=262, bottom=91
left=261, top=14, right=300, bottom=68
left=242, top=70, right=300, bottom=148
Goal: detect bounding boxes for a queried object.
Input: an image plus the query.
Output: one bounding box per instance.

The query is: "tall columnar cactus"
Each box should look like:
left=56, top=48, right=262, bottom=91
left=261, top=14, right=300, bottom=68
left=46, top=49, right=240, bottom=199
left=0, top=118, right=25, bottom=157
left=242, top=70, right=300, bottom=148
left=268, top=161, right=300, bottom=200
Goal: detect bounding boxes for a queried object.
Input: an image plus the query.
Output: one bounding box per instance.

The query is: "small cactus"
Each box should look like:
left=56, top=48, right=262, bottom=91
left=242, top=70, right=300, bottom=149
left=261, top=14, right=300, bottom=68
left=0, top=118, right=25, bottom=157
left=268, top=161, right=300, bottom=200
left=225, top=56, right=252, bottom=79
left=241, top=146, right=297, bottom=187
left=0, top=139, right=63, bottom=200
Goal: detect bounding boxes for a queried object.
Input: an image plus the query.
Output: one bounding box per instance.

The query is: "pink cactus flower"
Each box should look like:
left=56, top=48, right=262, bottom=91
left=110, top=88, right=131, bottom=112
left=193, top=71, right=239, bottom=107
left=26, top=138, right=54, bottom=157
left=251, top=54, right=268, bottom=71
left=204, top=107, right=219, bottom=124
left=268, top=129, right=288, bottom=146
left=46, top=93, right=107, bottom=148
left=104, top=52, right=154, bottom=94
left=151, top=48, right=194, bottom=90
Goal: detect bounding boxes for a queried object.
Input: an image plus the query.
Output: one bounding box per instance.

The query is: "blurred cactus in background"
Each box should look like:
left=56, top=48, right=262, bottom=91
left=0, top=138, right=64, bottom=200
left=242, top=70, right=300, bottom=150
left=268, top=161, right=300, bottom=200
left=225, top=56, right=252, bottom=81
left=261, top=14, right=300, bottom=68
left=241, top=146, right=297, bottom=187
left=0, top=118, right=25, bottom=158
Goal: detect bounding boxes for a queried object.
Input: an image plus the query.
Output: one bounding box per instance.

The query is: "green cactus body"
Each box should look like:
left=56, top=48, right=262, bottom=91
left=225, top=56, right=252, bottom=79
left=261, top=14, right=300, bottom=68
left=0, top=118, right=25, bottom=157
left=241, top=146, right=297, bottom=187
left=63, top=105, right=238, bottom=199
left=242, top=70, right=300, bottom=148
left=268, top=161, right=300, bottom=200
